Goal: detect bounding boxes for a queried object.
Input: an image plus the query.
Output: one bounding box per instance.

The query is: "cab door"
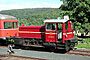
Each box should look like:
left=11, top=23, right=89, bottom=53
left=57, top=23, right=63, bottom=41
left=45, top=23, right=56, bottom=42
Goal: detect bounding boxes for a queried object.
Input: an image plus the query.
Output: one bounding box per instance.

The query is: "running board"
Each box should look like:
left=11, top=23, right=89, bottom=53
left=57, top=47, right=65, bottom=49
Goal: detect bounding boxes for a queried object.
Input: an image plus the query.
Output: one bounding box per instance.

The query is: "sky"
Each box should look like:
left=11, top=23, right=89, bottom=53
left=0, top=0, right=63, bottom=11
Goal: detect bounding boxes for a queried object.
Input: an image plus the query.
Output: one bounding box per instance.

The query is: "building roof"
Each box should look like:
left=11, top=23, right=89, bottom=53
left=0, top=14, right=17, bottom=20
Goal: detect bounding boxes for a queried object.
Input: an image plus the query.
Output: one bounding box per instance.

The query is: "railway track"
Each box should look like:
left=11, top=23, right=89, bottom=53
left=0, top=45, right=90, bottom=57
left=66, top=49, right=90, bottom=56
left=0, top=46, right=7, bottom=48
left=0, top=54, right=48, bottom=60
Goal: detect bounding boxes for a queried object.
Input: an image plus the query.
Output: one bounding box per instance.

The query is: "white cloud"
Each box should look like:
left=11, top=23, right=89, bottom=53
left=0, top=4, right=23, bottom=11
left=1, top=0, right=17, bottom=2
left=32, top=2, right=61, bottom=8
left=1, top=0, right=7, bottom=2
left=42, top=2, right=61, bottom=8
left=0, top=1, right=62, bottom=11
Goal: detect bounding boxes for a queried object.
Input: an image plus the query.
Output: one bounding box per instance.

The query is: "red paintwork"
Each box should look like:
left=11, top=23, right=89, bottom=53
left=0, top=19, right=18, bottom=38
left=18, top=21, right=74, bottom=43
left=19, top=25, right=45, bottom=38
left=56, top=24, right=57, bottom=43
left=63, top=21, right=74, bottom=43
left=45, top=23, right=58, bottom=43
left=18, top=20, right=74, bottom=43
left=63, top=23, right=65, bottom=43
left=45, top=31, right=56, bottom=42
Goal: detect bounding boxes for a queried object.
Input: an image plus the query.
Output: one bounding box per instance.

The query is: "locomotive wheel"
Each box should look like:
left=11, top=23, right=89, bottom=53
left=65, top=45, right=70, bottom=52
left=14, top=45, right=22, bottom=49
left=49, top=48, right=55, bottom=52
left=70, top=43, right=75, bottom=50
left=45, top=47, right=55, bottom=52
left=65, top=41, right=70, bottom=52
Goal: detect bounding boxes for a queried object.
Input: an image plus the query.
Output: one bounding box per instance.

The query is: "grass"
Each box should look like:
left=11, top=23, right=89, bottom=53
left=75, top=38, right=90, bottom=49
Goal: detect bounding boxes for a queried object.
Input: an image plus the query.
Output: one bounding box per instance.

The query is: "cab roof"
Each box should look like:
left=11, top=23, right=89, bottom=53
left=44, top=18, right=69, bottom=23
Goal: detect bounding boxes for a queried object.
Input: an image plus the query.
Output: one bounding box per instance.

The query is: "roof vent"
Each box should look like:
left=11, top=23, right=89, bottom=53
left=64, top=16, right=69, bottom=20
left=57, top=17, right=61, bottom=20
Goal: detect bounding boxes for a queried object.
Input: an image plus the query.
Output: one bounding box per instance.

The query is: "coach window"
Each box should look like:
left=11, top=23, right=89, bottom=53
left=46, top=23, right=56, bottom=31
left=4, top=22, right=12, bottom=29
left=13, top=22, right=17, bottom=28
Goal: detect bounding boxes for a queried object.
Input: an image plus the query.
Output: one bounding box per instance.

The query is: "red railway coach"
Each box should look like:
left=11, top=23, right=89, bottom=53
left=0, top=14, right=18, bottom=43
left=14, top=16, right=77, bottom=51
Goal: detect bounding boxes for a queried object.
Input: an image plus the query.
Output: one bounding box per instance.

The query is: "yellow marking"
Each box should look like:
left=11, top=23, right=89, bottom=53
left=63, top=32, right=73, bottom=35
left=19, top=31, right=57, bottom=35
left=0, top=28, right=18, bottom=30
left=48, top=36, right=54, bottom=38
left=45, top=33, right=57, bottom=34
left=19, top=31, right=45, bottom=34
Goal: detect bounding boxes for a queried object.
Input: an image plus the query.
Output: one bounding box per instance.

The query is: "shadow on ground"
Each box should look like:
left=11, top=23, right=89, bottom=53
left=13, top=45, right=66, bottom=54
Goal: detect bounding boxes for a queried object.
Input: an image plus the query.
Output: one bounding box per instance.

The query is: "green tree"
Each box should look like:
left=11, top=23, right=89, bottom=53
left=27, top=9, right=62, bottom=26
left=60, top=0, right=90, bottom=35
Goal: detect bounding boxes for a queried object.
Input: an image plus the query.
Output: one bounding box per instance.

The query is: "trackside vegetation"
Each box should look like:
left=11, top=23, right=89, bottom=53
left=60, top=0, right=90, bottom=49
left=75, top=38, right=90, bottom=49
left=60, top=0, right=90, bottom=36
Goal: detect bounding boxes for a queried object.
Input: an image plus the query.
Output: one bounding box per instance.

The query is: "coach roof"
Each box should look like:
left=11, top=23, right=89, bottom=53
left=0, top=14, right=17, bottom=20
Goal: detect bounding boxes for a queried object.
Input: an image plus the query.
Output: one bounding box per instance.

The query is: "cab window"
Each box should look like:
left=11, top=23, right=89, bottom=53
left=46, top=23, right=56, bottom=31
left=57, top=23, right=62, bottom=30
left=65, top=22, right=68, bottom=30
left=71, top=22, right=73, bottom=29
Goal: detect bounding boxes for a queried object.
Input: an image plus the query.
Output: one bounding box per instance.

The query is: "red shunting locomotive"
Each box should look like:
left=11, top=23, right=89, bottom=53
left=14, top=16, right=77, bottom=51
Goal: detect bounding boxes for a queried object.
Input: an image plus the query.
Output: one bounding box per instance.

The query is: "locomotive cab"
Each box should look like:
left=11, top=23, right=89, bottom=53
left=44, top=17, right=68, bottom=43
left=45, top=22, right=63, bottom=42
left=44, top=16, right=77, bottom=51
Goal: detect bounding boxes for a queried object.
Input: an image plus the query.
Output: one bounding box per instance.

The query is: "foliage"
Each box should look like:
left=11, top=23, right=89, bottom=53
left=20, top=9, right=62, bottom=26
left=75, top=38, right=90, bottom=49
left=0, top=8, right=62, bottom=26
left=0, top=8, right=54, bottom=20
left=60, top=0, right=90, bottom=34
